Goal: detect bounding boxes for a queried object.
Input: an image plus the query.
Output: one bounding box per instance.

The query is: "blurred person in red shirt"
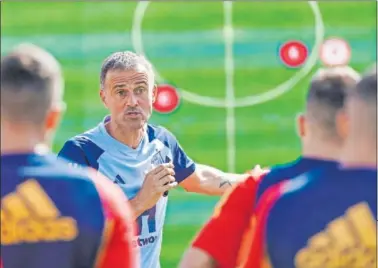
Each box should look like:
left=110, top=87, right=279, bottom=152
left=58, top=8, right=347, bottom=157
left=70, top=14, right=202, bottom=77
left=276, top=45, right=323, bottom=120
left=180, top=66, right=360, bottom=268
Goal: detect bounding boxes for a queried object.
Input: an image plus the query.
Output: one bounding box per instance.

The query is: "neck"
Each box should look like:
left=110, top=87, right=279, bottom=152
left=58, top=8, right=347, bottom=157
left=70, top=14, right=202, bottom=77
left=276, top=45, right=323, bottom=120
left=302, top=140, right=341, bottom=162
left=1, top=123, right=46, bottom=155
left=106, top=121, right=144, bottom=149
left=339, top=138, right=377, bottom=169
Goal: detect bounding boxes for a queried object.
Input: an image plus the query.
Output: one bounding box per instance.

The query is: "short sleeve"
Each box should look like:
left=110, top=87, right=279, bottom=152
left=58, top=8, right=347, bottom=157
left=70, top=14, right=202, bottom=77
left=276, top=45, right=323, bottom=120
left=166, top=132, right=196, bottom=183
left=58, top=139, right=89, bottom=167
left=192, top=176, right=259, bottom=267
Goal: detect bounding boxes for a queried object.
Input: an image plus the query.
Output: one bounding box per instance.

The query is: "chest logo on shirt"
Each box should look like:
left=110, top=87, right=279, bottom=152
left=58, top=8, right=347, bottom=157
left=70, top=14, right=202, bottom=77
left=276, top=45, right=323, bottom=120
left=1, top=179, right=78, bottom=245
left=151, top=150, right=171, bottom=166
left=295, top=202, right=376, bottom=268
left=114, top=174, right=126, bottom=185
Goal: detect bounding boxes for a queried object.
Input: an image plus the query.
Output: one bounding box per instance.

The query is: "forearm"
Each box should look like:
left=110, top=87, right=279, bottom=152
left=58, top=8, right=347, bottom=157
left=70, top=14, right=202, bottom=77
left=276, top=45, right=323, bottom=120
left=193, top=164, right=249, bottom=195
left=180, top=248, right=217, bottom=268
left=128, top=196, right=146, bottom=220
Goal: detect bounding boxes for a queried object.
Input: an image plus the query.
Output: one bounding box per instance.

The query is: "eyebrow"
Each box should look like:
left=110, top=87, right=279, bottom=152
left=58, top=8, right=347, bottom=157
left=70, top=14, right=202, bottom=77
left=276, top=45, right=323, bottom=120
left=113, top=84, right=127, bottom=90
left=112, top=81, right=148, bottom=91
left=134, top=81, right=148, bottom=87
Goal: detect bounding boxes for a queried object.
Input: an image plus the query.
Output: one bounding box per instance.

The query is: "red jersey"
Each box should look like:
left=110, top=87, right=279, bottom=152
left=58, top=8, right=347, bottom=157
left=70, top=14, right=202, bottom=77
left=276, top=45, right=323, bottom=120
left=192, top=175, right=263, bottom=268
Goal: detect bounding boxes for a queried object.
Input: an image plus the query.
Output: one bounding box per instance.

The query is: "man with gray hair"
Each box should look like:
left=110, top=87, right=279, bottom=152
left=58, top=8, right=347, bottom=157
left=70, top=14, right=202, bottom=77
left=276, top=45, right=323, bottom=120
left=58, top=51, right=255, bottom=267
left=1, top=44, right=138, bottom=268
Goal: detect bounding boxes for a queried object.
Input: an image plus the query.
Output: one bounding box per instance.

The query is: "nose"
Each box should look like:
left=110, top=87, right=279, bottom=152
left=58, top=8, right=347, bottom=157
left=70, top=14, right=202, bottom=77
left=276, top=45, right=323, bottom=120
left=126, top=93, right=138, bottom=107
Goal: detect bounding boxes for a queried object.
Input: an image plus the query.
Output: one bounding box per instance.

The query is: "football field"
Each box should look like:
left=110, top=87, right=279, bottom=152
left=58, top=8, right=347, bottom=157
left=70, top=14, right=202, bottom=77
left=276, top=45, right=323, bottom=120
left=2, top=2, right=376, bottom=266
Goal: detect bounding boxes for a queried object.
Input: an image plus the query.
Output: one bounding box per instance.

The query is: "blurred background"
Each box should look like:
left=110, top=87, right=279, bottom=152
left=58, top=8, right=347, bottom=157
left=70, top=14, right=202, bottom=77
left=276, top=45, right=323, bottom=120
left=2, top=2, right=376, bottom=266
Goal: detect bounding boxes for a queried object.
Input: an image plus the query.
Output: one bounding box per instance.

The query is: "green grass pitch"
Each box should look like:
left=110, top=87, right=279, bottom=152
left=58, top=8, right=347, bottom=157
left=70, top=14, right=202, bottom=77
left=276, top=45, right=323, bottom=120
left=2, top=2, right=376, bottom=267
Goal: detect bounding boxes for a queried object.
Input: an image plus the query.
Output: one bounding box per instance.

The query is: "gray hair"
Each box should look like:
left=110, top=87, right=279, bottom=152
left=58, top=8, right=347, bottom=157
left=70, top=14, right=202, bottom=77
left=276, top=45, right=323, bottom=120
left=1, top=43, right=64, bottom=125
left=100, top=51, right=155, bottom=89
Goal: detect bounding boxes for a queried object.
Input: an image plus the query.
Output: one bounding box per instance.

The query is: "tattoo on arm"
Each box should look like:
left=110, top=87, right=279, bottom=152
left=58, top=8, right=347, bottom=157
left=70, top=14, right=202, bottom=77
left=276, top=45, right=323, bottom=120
left=219, top=176, right=232, bottom=188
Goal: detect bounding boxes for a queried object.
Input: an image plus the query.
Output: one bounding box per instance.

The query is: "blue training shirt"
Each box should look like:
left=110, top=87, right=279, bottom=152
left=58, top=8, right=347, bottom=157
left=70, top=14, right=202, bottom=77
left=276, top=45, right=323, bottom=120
left=255, top=157, right=338, bottom=203
left=58, top=116, right=196, bottom=268
left=1, top=153, right=107, bottom=268
left=264, top=167, right=377, bottom=268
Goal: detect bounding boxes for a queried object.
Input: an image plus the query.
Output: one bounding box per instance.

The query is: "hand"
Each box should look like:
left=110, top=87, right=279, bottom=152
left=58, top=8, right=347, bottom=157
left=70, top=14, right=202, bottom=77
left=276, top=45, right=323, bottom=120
left=247, top=165, right=270, bottom=179
left=135, top=163, right=177, bottom=211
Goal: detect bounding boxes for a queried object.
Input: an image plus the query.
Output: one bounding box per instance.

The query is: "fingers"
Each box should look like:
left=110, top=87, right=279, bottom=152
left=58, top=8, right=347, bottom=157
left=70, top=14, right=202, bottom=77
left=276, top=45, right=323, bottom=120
left=149, top=163, right=174, bottom=175
left=247, top=164, right=270, bottom=178
left=154, top=167, right=175, bottom=180
left=143, top=163, right=177, bottom=197
left=158, top=175, right=176, bottom=186
left=159, top=181, right=178, bottom=193
left=155, top=175, right=176, bottom=195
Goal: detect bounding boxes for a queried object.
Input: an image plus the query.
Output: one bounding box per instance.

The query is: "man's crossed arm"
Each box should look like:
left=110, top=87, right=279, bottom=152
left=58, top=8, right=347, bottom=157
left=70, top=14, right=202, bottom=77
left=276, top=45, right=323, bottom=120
left=180, top=164, right=264, bottom=195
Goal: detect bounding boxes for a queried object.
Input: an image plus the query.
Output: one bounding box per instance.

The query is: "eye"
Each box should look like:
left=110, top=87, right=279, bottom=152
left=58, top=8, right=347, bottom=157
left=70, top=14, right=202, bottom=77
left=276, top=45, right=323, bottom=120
left=117, top=90, right=127, bottom=97
left=134, top=87, right=146, bottom=95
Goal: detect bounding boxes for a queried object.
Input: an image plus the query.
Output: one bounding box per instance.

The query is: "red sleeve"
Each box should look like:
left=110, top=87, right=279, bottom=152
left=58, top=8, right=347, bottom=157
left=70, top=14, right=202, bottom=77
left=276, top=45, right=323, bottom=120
left=192, top=175, right=264, bottom=268
left=89, top=170, right=139, bottom=268
left=238, top=181, right=284, bottom=268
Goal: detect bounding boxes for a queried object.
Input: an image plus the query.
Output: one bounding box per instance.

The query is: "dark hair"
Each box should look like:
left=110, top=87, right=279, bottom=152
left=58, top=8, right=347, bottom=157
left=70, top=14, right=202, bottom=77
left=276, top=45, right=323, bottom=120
left=352, top=65, right=377, bottom=103
left=349, top=65, right=377, bottom=138
left=306, top=67, right=360, bottom=135
left=1, top=43, right=63, bottom=124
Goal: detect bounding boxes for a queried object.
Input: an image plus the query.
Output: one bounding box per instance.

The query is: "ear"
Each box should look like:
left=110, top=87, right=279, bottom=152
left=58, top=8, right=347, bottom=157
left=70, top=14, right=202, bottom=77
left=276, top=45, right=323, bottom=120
left=152, top=84, right=158, bottom=103
left=100, top=89, right=108, bottom=108
left=45, top=106, right=62, bottom=132
left=336, top=109, right=349, bottom=140
left=296, top=113, right=306, bottom=138
left=42, top=105, right=63, bottom=147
